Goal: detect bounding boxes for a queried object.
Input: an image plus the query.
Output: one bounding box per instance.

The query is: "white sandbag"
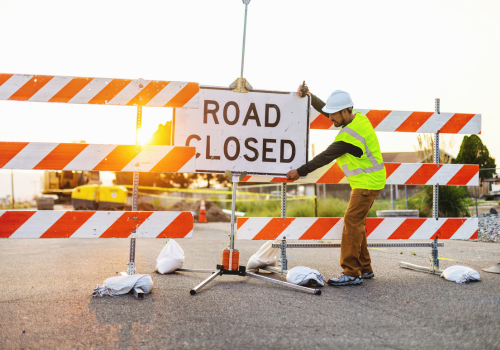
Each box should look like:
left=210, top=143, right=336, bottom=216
left=286, top=266, right=326, bottom=287
left=246, top=240, right=279, bottom=270
left=440, top=265, right=480, bottom=284
left=156, top=239, right=185, bottom=274
left=92, top=274, right=154, bottom=297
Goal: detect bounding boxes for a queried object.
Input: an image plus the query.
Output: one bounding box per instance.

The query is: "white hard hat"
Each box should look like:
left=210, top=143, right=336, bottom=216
left=322, top=90, right=353, bottom=114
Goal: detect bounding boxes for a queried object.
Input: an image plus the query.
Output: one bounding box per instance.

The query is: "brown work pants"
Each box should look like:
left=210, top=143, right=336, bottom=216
left=341, top=188, right=381, bottom=277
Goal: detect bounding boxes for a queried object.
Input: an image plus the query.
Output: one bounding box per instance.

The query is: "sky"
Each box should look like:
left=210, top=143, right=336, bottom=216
left=1, top=0, right=499, bottom=200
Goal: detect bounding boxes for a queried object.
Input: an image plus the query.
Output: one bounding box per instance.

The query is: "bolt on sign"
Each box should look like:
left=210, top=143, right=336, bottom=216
left=174, top=87, right=310, bottom=176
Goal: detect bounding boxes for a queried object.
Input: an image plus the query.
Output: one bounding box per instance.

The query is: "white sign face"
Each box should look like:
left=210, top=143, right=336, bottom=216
left=174, top=87, right=310, bottom=176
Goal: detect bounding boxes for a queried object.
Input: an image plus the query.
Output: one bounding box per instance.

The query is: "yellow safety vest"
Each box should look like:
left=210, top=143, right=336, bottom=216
left=334, top=112, right=386, bottom=190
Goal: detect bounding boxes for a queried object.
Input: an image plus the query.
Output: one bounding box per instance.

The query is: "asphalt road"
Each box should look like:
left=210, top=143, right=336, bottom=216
left=1, top=223, right=499, bottom=350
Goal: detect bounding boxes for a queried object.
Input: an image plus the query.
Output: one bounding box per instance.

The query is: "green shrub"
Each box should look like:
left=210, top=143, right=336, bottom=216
left=410, top=186, right=472, bottom=217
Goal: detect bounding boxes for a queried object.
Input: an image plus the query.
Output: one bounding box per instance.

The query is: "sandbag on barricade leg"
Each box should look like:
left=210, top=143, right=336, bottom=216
left=93, top=274, right=153, bottom=297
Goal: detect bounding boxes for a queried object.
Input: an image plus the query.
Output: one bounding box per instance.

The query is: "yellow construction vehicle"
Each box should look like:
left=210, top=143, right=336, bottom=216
left=72, top=185, right=128, bottom=210
left=42, top=170, right=101, bottom=203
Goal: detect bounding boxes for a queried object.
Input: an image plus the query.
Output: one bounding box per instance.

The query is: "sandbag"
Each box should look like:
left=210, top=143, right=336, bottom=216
left=440, top=265, right=480, bottom=284
left=156, top=239, right=185, bottom=274
left=92, top=274, right=153, bottom=297
left=286, top=266, right=326, bottom=287
left=246, top=240, right=279, bottom=270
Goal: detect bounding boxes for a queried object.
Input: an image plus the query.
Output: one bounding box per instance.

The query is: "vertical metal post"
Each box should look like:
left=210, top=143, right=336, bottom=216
left=279, top=181, right=288, bottom=273
left=474, top=186, right=478, bottom=217
left=240, top=1, right=250, bottom=78
left=10, top=169, right=14, bottom=209
left=229, top=176, right=238, bottom=250
left=281, top=182, right=287, bottom=219
left=390, top=185, right=394, bottom=210
left=405, top=185, right=408, bottom=210
left=432, top=98, right=440, bottom=272
left=128, top=105, right=142, bottom=275
left=323, top=183, right=326, bottom=206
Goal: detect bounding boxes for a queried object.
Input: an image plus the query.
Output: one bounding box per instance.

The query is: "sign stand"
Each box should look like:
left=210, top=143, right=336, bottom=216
left=180, top=172, right=320, bottom=295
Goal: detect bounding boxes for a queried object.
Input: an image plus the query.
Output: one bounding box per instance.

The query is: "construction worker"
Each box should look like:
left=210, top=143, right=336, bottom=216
left=287, top=88, right=386, bottom=286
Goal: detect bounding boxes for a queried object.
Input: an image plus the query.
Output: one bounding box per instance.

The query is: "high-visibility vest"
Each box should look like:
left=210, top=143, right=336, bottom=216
left=334, top=112, right=386, bottom=190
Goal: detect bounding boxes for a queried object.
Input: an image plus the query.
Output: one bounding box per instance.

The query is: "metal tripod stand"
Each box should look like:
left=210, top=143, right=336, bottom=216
left=177, top=171, right=321, bottom=296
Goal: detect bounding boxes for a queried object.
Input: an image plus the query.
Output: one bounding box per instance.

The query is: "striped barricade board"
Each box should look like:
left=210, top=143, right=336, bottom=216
left=0, top=211, right=193, bottom=238
left=241, top=163, right=479, bottom=186
left=309, top=107, right=481, bottom=134
left=0, top=142, right=196, bottom=172
left=236, top=217, right=478, bottom=241
left=0, top=73, right=199, bottom=108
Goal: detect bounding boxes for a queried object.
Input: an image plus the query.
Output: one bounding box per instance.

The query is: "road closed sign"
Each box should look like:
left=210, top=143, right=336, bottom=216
left=174, top=87, right=310, bottom=176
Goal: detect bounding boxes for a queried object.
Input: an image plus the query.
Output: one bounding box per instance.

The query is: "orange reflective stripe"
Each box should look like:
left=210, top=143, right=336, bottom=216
left=92, top=145, right=137, bottom=171
left=157, top=212, right=193, bottom=238
left=150, top=147, right=195, bottom=173
left=387, top=218, right=426, bottom=239
left=405, top=164, right=440, bottom=185
left=395, top=112, right=433, bottom=132
left=432, top=219, right=466, bottom=239
left=40, top=211, right=95, bottom=238
left=237, top=217, right=250, bottom=229
left=253, top=218, right=295, bottom=240
left=8, top=75, right=53, bottom=101
left=164, top=82, right=198, bottom=107
left=87, top=79, right=131, bottom=104
left=365, top=110, right=391, bottom=129
left=365, top=218, right=384, bottom=237
left=49, top=77, right=92, bottom=103
left=100, top=212, right=153, bottom=238
left=384, top=163, right=401, bottom=179
left=447, top=165, right=478, bottom=185
left=300, top=218, right=340, bottom=240
left=310, top=115, right=334, bottom=129
left=0, top=73, right=13, bottom=86
left=33, top=143, right=88, bottom=170
left=0, top=142, right=29, bottom=167
left=440, top=114, right=475, bottom=133
left=0, top=211, right=36, bottom=238
left=127, top=81, right=170, bottom=106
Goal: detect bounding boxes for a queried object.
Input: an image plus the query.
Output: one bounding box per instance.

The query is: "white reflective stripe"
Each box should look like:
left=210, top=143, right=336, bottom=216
left=0, top=74, right=33, bottom=99
left=368, top=218, right=406, bottom=240
left=450, top=218, right=478, bottom=239
left=416, top=113, right=453, bottom=133
left=458, top=114, right=481, bottom=134
left=427, top=164, right=461, bottom=185
left=374, top=111, right=411, bottom=132
left=281, top=218, right=315, bottom=239
left=3, top=142, right=58, bottom=169
left=177, top=156, right=196, bottom=173
left=466, top=172, right=479, bottom=186
left=28, top=76, right=72, bottom=102
left=146, top=81, right=188, bottom=107
left=108, top=79, right=150, bottom=105
left=68, top=78, right=111, bottom=104
left=386, top=163, right=420, bottom=184
left=235, top=218, right=272, bottom=240
left=121, top=145, right=171, bottom=172
left=70, top=212, right=124, bottom=238
left=10, top=211, right=65, bottom=238
left=410, top=219, right=445, bottom=239
left=321, top=218, right=344, bottom=240
left=62, top=144, right=117, bottom=171
left=134, top=212, right=192, bottom=238
left=337, top=126, right=384, bottom=177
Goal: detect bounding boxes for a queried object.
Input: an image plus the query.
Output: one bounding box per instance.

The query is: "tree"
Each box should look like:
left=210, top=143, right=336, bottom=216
left=454, top=135, right=496, bottom=180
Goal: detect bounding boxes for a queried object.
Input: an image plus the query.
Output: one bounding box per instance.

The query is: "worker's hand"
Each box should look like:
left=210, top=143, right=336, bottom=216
left=286, top=169, right=300, bottom=181
left=297, top=84, right=309, bottom=97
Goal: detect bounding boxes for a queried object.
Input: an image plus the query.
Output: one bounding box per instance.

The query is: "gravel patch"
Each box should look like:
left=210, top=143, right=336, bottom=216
left=477, top=213, right=500, bottom=242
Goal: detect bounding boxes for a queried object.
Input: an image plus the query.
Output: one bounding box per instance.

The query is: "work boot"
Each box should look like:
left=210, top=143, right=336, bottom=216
left=361, top=271, right=374, bottom=279
left=327, top=273, right=363, bottom=286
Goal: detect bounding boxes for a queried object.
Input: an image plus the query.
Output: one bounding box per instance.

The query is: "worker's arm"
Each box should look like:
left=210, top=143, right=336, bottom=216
left=310, top=94, right=329, bottom=119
